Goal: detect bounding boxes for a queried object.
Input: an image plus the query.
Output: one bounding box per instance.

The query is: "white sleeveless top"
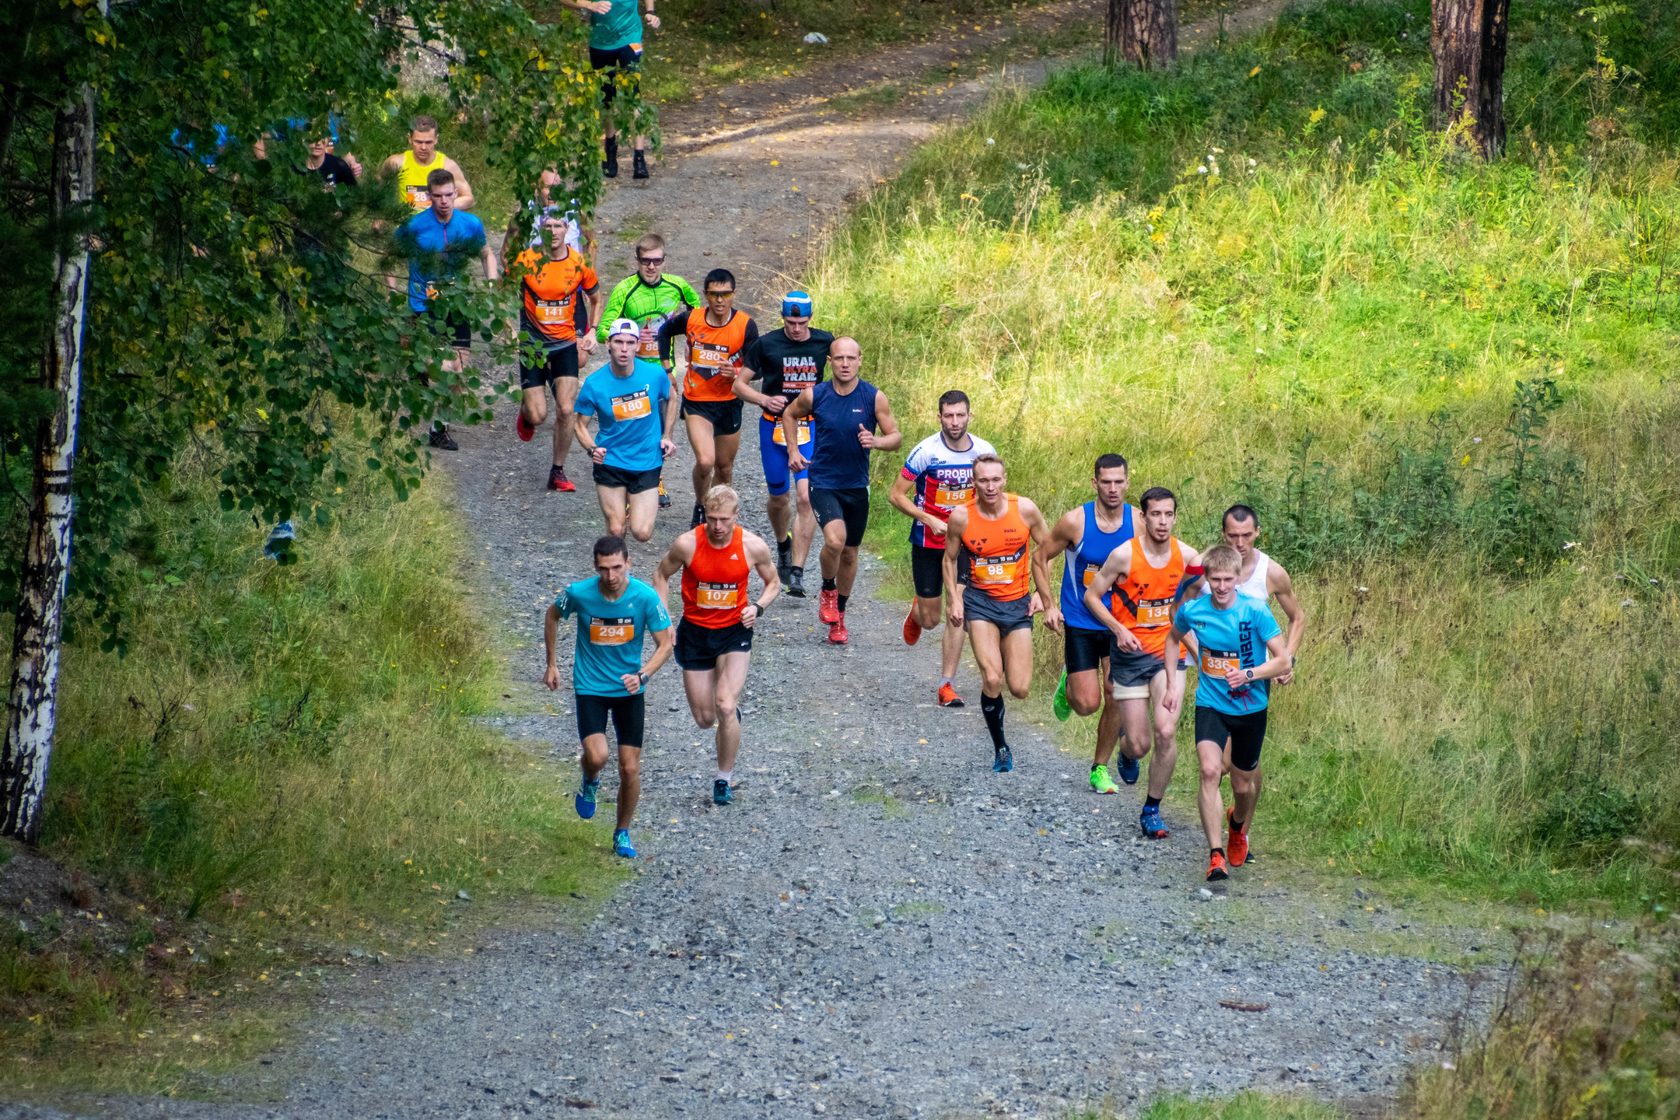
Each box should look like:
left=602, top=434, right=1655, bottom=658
left=1237, top=549, right=1271, bottom=602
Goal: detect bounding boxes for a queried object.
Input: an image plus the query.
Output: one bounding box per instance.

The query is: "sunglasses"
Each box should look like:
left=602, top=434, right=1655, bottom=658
left=637, top=256, right=664, bottom=265
left=704, top=289, right=734, bottom=298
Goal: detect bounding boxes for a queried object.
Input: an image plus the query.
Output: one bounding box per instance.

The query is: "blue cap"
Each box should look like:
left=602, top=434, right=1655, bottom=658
left=781, top=290, right=814, bottom=319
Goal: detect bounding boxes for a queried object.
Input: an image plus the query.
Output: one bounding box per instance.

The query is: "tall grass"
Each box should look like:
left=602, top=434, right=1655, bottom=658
left=814, top=0, right=1680, bottom=910
left=2, top=443, right=618, bottom=1089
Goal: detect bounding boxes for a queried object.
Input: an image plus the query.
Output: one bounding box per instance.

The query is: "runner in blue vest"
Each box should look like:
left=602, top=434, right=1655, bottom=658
left=782, top=337, right=902, bottom=645
left=1043, top=454, right=1138, bottom=793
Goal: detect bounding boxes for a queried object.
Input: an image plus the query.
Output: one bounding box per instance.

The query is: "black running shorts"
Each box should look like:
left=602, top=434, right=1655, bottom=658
left=910, top=545, right=945, bottom=599
left=1194, top=705, right=1269, bottom=772
left=592, top=463, right=661, bottom=494
left=576, top=692, right=647, bottom=749
left=589, top=44, right=642, bottom=106
left=811, top=487, right=870, bottom=548
left=519, top=341, right=579, bottom=390
left=961, top=587, right=1033, bottom=635
left=1063, top=624, right=1111, bottom=675
left=681, top=396, right=744, bottom=437
left=675, top=618, right=753, bottom=671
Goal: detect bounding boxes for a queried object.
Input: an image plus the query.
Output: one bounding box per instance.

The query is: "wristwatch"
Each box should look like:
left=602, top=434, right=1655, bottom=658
left=1244, top=668, right=1255, bottom=681
left=637, top=670, right=649, bottom=686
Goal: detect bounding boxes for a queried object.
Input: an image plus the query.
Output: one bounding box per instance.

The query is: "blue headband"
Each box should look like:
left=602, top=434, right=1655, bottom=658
left=781, top=290, right=814, bottom=318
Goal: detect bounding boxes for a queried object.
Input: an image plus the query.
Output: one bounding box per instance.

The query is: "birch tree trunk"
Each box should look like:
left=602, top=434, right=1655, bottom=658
left=1431, top=0, right=1511, bottom=158
left=2, top=84, right=95, bottom=844
left=1107, top=0, right=1178, bottom=71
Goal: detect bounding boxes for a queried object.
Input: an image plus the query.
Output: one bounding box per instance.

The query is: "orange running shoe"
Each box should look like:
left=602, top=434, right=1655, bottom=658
left=936, top=682, right=965, bottom=708
left=903, top=608, right=923, bottom=646
left=819, top=588, right=840, bottom=624
left=516, top=411, right=535, bottom=442
left=1206, top=851, right=1230, bottom=882
left=1226, top=807, right=1250, bottom=868
left=827, top=614, right=849, bottom=645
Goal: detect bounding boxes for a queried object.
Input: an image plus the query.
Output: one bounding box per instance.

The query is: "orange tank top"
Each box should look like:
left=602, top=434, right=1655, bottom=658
left=1114, top=537, right=1186, bottom=657
left=680, top=525, right=750, bottom=629
left=960, top=495, right=1032, bottom=602
left=680, top=308, right=751, bottom=403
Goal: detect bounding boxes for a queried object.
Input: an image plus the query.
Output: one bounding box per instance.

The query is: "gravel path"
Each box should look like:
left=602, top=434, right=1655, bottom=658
left=4, top=3, right=1486, bottom=1117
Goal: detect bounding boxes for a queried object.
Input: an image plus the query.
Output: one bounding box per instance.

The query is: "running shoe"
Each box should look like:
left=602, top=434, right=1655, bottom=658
left=1206, top=851, right=1231, bottom=882
left=428, top=424, right=458, bottom=451
left=777, top=543, right=793, bottom=589
left=547, top=465, right=576, bottom=493
left=828, top=614, right=849, bottom=645
left=632, top=150, right=649, bottom=180
left=575, top=779, right=600, bottom=821
left=516, top=412, right=535, bottom=442
left=712, top=779, right=733, bottom=806
left=936, top=682, right=965, bottom=708
left=1051, top=669, right=1071, bottom=722
left=992, top=745, right=1014, bottom=773
left=1089, top=764, right=1119, bottom=795
left=602, top=138, right=619, bottom=179
left=691, top=503, right=704, bottom=529
left=1117, top=753, right=1140, bottom=785
left=1140, top=804, right=1169, bottom=839
left=786, top=570, right=806, bottom=598
left=902, top=608, right=923, bottom=646
left=1226, top=807, right=1250, bottom=868
left=613, top=829, right=637, bottom=859
left=658, top=481, right=671, bottom=509
left=818, top=588, right=840, bottom=624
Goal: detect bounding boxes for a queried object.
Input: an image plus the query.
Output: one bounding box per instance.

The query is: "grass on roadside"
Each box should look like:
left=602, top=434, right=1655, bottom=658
left=1, top=443, right=618, bottom=1095
left=817, top=0, right=1680, bottom=915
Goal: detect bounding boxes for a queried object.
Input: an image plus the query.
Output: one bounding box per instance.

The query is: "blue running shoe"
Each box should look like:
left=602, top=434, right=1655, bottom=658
left=1140, top=804, right=1168, bottom=839
left=613, top=829, right=637, bottom=859
left=1117, top=753, right=1140, bottom=785
left=712, top=779, right=734, bottom=806
left=992, top=745, right=1014, bottom=773
left=575, top=779, right=599, bottom=820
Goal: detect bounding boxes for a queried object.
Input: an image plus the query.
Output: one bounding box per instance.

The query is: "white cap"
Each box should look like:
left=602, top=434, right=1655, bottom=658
left=608, top=318, right=640, bottom=340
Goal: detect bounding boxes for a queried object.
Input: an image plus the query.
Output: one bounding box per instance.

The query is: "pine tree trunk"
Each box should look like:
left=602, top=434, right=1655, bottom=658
left=1431, top=0, right=1510, bottom=158
left=2, top=85, right=95, bottom=844
left=1107, top=0, right=1178, bottom=71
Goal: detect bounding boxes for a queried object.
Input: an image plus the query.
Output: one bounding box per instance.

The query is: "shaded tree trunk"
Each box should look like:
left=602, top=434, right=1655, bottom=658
left=1106, top=0, right=1177, bottom=70
left=1431, top=0, right=1510, bottom=158
left=2, top=85, right=94, bottom=844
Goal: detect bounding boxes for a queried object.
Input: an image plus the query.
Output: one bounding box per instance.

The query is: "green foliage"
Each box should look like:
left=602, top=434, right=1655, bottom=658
left=3, top=446, right=618, bottom=1087
left=818, top=0, right=1680, bottom=911
left=0, top=0, right=611, bottom=639
left=1133, top=1094, right=1346, bottom=1120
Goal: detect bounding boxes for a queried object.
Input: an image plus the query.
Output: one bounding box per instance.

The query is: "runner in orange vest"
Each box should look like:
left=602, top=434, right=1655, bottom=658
left=942, top=454, right=1057, bottom=774
left=1082, top=487, right=1206, bottom=841
left=512, top=214, right=601, bottom=492
left=653, top=485, right=781, bottom=806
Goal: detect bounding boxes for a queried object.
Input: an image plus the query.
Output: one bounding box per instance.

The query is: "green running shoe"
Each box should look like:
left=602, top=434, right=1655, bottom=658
left=1052, top=669, right=1071, bottom=722
left=1089, top=764, right=1119, bottom=795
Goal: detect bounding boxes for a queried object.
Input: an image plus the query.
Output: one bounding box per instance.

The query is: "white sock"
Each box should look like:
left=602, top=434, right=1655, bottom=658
left=716, top=768, right=734, bottom=784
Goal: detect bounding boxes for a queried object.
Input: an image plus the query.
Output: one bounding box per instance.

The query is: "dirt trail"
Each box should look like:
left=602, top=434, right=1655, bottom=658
left=2, top=4, right=1487, bottom=1118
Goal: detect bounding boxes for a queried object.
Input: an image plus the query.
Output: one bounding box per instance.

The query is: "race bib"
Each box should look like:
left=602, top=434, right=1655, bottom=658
left=590, top=617, right=635, bottom=646
left=691, top=342, right=732, bottom=378
left=536, top=297, right=570, bottom=324
left=771, top=420, right=811, bottom=446
left=972, top=556, right=1021, bottom=587
left=1136, top=596, right=1173, bottom=628
left=933, top=482, right=972, bottom=507
left=611, top=390, right=652, bottom=422
left=696, top=582, right=739, bottom=610
left=1081, top=566, right=1099, bottom=587
left=637, top=316, right=666, bottom=359
left=1201, top=647, right=1240, bottom=677
left=404, top=184, right=428, bottom=209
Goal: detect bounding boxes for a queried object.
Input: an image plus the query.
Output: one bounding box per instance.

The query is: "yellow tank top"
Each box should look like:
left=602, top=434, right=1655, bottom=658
left=398, top=149, right=450, bottom=211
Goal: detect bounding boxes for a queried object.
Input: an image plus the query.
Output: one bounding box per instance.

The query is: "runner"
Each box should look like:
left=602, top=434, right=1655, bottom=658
left=653, top=485, right=781, bottom=806
left=782, top=337, right=902, bottom=644
left=887, top=390, right=996, bottom=707
left=543, top=535, right=675, bottom=859
left=567, top=0, right=660, bottom=179
left=1081, top=487, right=1204, bottom=839
left=1043, top=454, right=1137, bottom=794
left=378, top=115, right=475, bottom=212
left=1162, top=544, right=1291, bottom=882
left=943, top=454, right=1057, bottom=772
left=393, top=168, right=498, bottom=450
left=512, top=214, right=602, bottom=491
left=597, top=233, right=700, bottom=509
left=735, top=291, right=834, bottom=595
left=1218, top=504, right=1305, bottom=672
left=504, top=169, right=596, bottom=261
left=574, top=319, right=678, bottom=542
left=657, top=268, right=759, bottom=527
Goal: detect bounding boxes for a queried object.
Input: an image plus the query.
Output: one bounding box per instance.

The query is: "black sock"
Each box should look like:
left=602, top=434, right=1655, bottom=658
left=778, top=536, right=792, bottom=558
left=837, top=594, right=849, bottom=614
left=791, top=566, right=804, bottom=579
left=1145, top=795, right=1161, bottom=810
left=981, top=693, right=1007, bottom=751
left=822, top=577, right=837, bottom=592
left=1230, top=816, right=1245, bottom=833
left=1211, top=847, right=1225, bottom=858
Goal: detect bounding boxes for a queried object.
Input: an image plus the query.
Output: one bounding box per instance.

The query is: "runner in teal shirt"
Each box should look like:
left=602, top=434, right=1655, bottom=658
left=543, top=537, right=674, bottom=860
